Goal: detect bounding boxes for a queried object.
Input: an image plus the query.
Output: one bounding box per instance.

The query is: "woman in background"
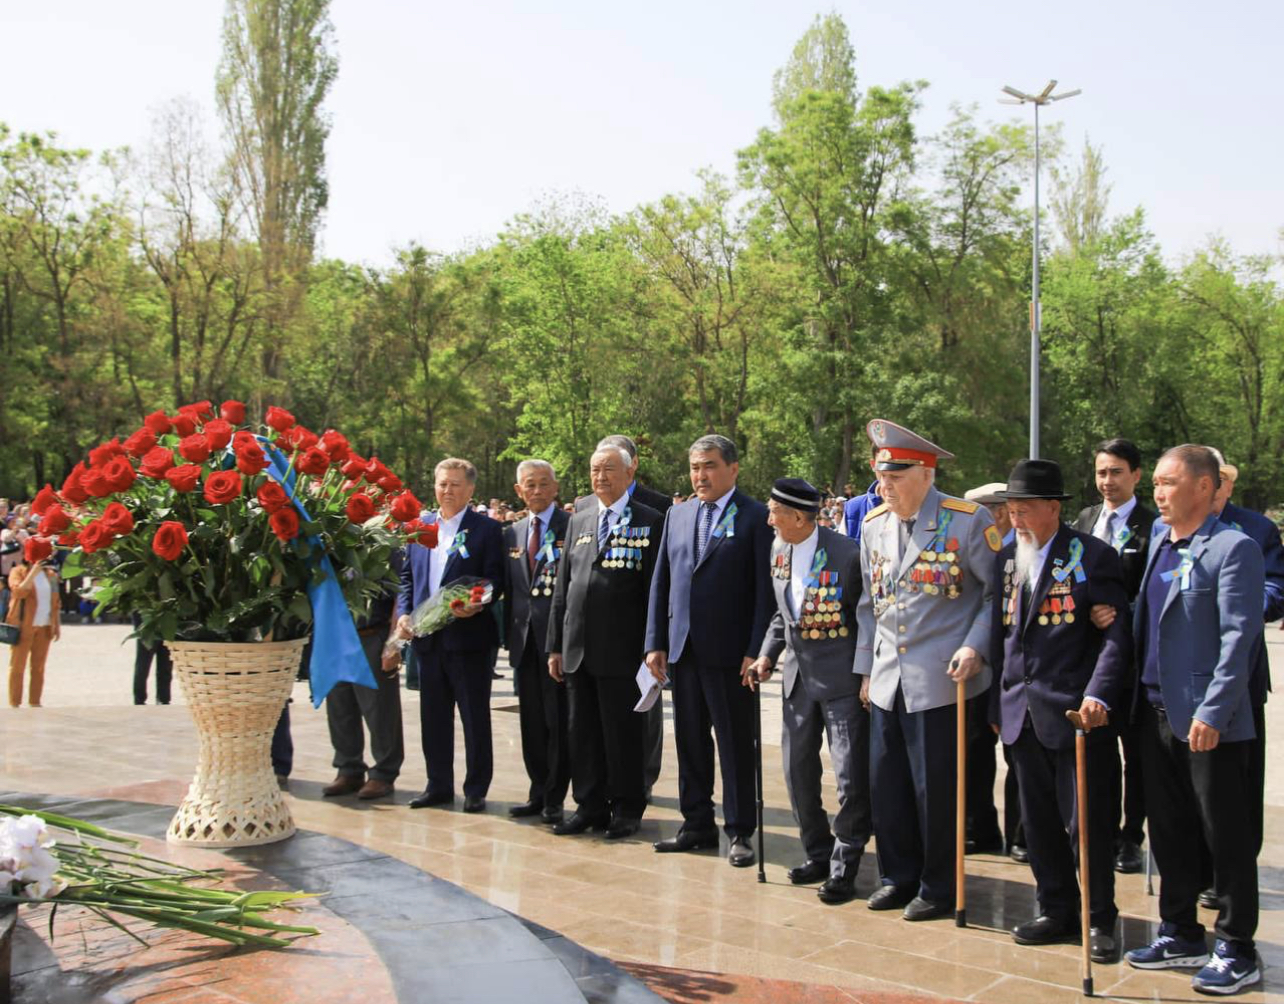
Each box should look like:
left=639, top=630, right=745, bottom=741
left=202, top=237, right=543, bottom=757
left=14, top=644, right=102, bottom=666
left=6, top=540, right=61, bottom=707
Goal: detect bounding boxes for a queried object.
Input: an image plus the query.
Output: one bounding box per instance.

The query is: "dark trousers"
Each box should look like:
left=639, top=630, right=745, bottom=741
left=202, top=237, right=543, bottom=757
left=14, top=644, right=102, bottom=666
left=566, top=670, right=646, bottom=820
left=869, top=688, right=955, bottom=903
left=133, top=640, right=172, bottom=705
left=1249, top=702, right=1266, bottom=855
left=326, top=631, right=405, bottom=783
left=644, top=697, right=663, bottom=792
left=1008, top=725, right=1117, bottom=927
left=1108, top=714, right=1147, bottom=847
left=672, top=656, right=756, bottom=837
left=1140, top=703, right=1257, bottom=950
left=965, top=695, right=1002, bottom=845
left=417, top=645, right=493, bottom=799
left=515, top=636, right=569, bottom=807
left=271, top=703, right=292, bottom=777
left=781, top=685, right=871, bottom=876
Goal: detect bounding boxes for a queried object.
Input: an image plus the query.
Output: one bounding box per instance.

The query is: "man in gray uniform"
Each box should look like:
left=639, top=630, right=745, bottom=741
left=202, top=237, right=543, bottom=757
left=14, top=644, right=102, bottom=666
left=750, top=478, right=871, bottom=904
left=856, top=419, right=1000, bottom=921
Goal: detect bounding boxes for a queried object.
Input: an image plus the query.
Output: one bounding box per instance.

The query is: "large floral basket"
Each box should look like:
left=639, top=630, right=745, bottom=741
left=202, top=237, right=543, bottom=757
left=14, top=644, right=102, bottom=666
left=166, top=638, right=306, bottom=847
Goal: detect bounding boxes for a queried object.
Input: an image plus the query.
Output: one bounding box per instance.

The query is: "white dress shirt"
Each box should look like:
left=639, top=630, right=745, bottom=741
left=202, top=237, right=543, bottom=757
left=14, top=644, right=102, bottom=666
left=788, top=526, right=820, bottom=619
left=598, top=493, right=630, bottom=541
left=528, top=503, right=557, bottom=551
left=32, top=571, right=52, bottom=627
left=1092, top=495, right=1137, bottom=548
left=429, top=508, right=467, bottom=598
left=1026, top=532, right=1056, bottom=589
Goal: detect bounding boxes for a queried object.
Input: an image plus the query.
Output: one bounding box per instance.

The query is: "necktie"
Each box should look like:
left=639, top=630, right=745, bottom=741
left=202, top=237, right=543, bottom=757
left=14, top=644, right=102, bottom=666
left=528, top=515, right=541, bottom=574
left=599, top=508, right=612, bottom=550
left=898, top=518, right=916, bottom=562
left=1098, top=510, right=1117, bottom=546
left=696, top=502, right=716, bottom=561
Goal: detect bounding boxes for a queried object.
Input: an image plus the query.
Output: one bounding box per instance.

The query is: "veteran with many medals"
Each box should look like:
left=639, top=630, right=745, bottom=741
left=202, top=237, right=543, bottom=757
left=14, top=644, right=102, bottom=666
left=751, top=478, right=872, bottom=905
left=855, top=419, right=998, bottom=922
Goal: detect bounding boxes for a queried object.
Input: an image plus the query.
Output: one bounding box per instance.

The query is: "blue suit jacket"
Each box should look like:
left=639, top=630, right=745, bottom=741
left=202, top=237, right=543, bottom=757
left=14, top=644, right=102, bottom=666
left=842, top=482, right=882, bottom=542
left=1133, top=514, right=1264, bottom=743
left=1219, top=501, right=1283, bottom=702
left=645, top=488, right=773, bottom=667
left=989, top=527, right=1132, bottom=750
left=397, top=507, right=505, bottom=654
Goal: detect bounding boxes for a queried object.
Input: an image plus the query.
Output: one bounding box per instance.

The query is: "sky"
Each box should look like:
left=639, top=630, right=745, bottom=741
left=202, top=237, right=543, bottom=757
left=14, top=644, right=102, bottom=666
left=3, top=1, right=1281, bottom=269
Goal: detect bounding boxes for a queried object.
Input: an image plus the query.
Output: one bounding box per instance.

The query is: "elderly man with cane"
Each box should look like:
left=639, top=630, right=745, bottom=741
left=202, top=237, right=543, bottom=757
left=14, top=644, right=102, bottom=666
left=988, top=460, right=1131, bottom=964
left=749, top=478, right=871, bottom=904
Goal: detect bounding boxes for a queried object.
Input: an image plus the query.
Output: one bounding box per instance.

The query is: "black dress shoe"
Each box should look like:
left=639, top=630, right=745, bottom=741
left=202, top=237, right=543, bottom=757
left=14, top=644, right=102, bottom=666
left=508, top=800, right=545, bottom=818
left=867, top=884, right=915, bottom=911
left=966, top=834, right=1005, bottom=855
left=788, top=859, right=830, bottom=885
left=728, top=836, right=755, bottom=868
left=1114, top=840, right=1143, bottom=874
left=653, top=828, right=720, bottom=853
left=1013, top=914, right=1079, bottom=945
left=1009, top=844, right=1030, bottom=864
left=605, top=817, right=641, bottom=840
left=1198, top=887, right=1219, bottom=909
left=540, top=805, right=564, bottom=824
left=553, top=812, right=609, bottom=836
left=409, top=790, right=454, bottom=809
left=817, top=874, right=858, bottom=904
left=462, top=796, right=486, bottom=813
left=1090, top=924, right=1120, bottom=964
left=903, top=896, right=954, bottom=922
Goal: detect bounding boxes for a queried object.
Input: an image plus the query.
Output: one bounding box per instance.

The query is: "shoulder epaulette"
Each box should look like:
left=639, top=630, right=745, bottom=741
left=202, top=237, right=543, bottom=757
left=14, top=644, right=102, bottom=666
left=941, top=497, right=980, bottom=515
left=864, top=503, right=889, bottom=522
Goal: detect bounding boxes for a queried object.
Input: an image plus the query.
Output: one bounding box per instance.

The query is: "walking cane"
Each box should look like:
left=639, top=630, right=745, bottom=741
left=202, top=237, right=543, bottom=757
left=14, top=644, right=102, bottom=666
left=955, top=675, right=967, bottom=928
left=1066, top=709, right=1094, bottom=998
left=754, top=682, right=765, bottom=883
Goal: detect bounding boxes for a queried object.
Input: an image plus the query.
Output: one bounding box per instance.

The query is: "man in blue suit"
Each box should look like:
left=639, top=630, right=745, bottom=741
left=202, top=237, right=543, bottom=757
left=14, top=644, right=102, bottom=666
left=1124, top=445, right=1264, bottom=996
left=645, top=434, right=774, bottom=866
left=396, top=458, right=505, bottom=813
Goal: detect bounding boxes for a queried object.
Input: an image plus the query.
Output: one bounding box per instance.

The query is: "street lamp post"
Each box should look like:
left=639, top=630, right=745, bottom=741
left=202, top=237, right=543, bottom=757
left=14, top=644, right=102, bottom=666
left=1000, top=80, right=1080, bottom=459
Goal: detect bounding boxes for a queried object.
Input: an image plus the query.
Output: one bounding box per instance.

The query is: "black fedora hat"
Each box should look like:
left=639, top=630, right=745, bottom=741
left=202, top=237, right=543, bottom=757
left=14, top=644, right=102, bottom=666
left=996, top=459, right=1073, bottom=501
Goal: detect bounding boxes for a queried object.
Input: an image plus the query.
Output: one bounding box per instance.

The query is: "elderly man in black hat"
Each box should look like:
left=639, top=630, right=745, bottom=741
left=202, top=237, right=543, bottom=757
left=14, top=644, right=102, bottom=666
left=989, top=459, right=1132, bottom=961
left=749, top=478, right=871, bottom=904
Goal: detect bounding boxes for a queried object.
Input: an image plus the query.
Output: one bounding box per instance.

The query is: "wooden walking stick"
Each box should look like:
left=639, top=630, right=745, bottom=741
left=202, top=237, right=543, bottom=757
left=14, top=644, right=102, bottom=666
left=1066, top=709, right=1094, bottom=998
left=955, top=675, right=967, bottom=927
left=754, top=682, right=765, bottom=883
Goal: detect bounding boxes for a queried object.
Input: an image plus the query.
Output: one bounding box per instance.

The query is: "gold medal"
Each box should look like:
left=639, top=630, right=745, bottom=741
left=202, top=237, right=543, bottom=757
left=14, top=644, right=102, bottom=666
left=1038, top=615, right=1049, bottom=626
left=838, top=627, right=849, bottom=637
left=1065, top=612, right=1075, bottom=623
left=1051, top=614, right=1061, bottom=625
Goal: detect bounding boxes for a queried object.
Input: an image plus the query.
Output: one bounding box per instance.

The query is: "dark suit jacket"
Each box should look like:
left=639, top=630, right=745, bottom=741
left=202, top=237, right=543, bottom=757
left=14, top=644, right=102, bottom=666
left=1219, top=501, right=1283, bottom=703
left=547, top=499, right=661, bottom=677
left=502, top=507, right=570, bottom=664
left=575, top=481, right=673, bottom=516
left=759, top=526, right=862, bottom=702
left=397, top=507, right=505, bottom=654
left=1074, top=500, right=1157, bottom=604
left=645, top=488, right=773, bottom=667
left=989, top=526, right=1132, bottom=750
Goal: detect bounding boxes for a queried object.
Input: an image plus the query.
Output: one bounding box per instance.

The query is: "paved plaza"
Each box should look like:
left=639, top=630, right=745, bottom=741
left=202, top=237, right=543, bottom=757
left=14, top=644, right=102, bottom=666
left=2, top=622, right=1282, bottom=1002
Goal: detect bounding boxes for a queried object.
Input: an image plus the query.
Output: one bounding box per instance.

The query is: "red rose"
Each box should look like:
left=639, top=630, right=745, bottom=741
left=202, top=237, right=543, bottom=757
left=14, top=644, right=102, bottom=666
left=269, top=507, right=300, bottom=541
left=203, top=470, right=242, bottom=505
left=295, top=446, right=329, bottom=476
left=345, top=493, right=377, bottom=524
left=139, top=446, right=176, bottom=479
left=365, top=458, right=391, bottom=484
left=181, top=400, right=214, bottom=420
left=256, top=481, right=290, bottom=513
left=293, top=426, right=319, bottom=451
left=265, top=406, right=295, bottom=432
left=171, top=412, right=197, bottom=437
left=143, top=411, right=171, bottom=436
left=38, top=506, right=71, bottom=535
left=406, top=519, right=439, bottom=549
left=236, top=441, right=269, bottom=475
left=341, top=455, right=367, bottom=481
left=320, top=429, right=350, bottom=462
left=99, top=502, right=135, bottom=537
left=203, top=419, right=234, bottom=451
left=89, top=438, right=126, bottom=469
left=232, top=429, right=258, bottom=450
left=220, top=400, right=246, bottom=424
left=102, top=456, right=137, bottom=493
left=389, top=491, right=421, bottom=523
left=24, top=536, right=52, bottom=563
left=178, top=434, right=211, bottom=463
left=32, top=484, right=58, bottom=515
left=79, top=520, right=115, bottom=554
left=151, top=520, right=188, bottom=561
left=81, top=467, right=112, bottom=498
left=57, top=529, right=80, bottom=548
left=62, top=463, right=89, bottom=504
left=165, top=465, right=202, bottom=493
left=123, top=427, right=158, bottom=457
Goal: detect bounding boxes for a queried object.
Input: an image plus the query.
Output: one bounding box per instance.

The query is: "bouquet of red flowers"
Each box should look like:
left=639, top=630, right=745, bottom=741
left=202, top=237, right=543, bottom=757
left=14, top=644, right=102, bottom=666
left=27, top=399, right=438, bottom=649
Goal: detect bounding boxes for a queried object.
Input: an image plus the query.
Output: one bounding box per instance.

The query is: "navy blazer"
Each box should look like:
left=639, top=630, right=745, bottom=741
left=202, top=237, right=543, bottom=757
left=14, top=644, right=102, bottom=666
left=644, top=487, right=773, bottom=667
left=1133, top=514, right=1264, bottom=743
left=1220, top=501, right=1284, bottom=623
left=988, top=527, right=1132, bottom=750
left=397, top=507, right=505, bottom=654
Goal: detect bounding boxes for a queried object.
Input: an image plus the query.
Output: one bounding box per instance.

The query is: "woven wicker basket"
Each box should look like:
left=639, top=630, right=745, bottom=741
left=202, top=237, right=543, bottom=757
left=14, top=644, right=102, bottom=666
left=166, top=638, right=305, bottom=847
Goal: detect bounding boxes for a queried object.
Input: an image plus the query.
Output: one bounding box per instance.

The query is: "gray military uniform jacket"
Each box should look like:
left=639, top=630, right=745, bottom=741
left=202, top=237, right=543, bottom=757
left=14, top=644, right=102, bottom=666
left=855, top=486, right=998, bottom=713
left=759, top=526, right=861, bottom=703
